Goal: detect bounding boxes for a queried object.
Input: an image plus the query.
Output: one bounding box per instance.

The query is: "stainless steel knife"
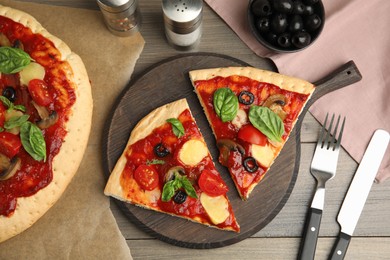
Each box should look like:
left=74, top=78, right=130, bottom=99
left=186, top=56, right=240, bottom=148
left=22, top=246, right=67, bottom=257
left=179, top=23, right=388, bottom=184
left=329, top=129, right=390, bottom=260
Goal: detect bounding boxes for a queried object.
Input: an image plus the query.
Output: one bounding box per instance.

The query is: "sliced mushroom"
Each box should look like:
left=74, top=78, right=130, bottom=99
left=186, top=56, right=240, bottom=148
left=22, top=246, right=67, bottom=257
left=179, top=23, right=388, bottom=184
left=216, top=139, right=245, bottom=165
left=31, top=101, right=58, bottom=129
left=0, top=155, right=21, bottom=181
left=12, top=39, right=24, bottom=50
left=262, top=94, right=288, bottom=120
left=164, top=166, right=185, bottom=183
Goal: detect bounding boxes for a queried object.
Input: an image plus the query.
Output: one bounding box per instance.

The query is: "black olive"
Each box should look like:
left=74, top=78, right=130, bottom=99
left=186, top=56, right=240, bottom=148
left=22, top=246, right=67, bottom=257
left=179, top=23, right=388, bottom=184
left=304, top=5, right=314, bottom=15
left=173, top=190, right=187, bottom=204
left=154, top=143, right=170, bottom=157
left=305, top=14, right=322, bottom=31
left=292, top=31, right=312, bottom=48
left=243, top=157, right=259, bottom=173
left=238, top=91, right=255, bottom=105
left=270, top=13, right=288, bottom=34
left=277, top=33, right=292, bottom=48
left=272, top=0, right=293, bottom=14
left=251, top=0, right=272, bottom=17
left=256, top=17, right=270, bottom=33
left=292, top=1, right=305, bottom=15
left=289, top=15, right=304, bottom=32
left=2, top=86, right=16, bottom=102
left=265, top=32, right=278, bottom=44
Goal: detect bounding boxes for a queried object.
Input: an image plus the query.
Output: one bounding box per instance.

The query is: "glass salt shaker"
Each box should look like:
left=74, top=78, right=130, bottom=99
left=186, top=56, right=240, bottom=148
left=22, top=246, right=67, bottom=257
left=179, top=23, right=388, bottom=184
left=162, top=0, right=203, bottom=50
left=97, top=0, right=141, bottom=37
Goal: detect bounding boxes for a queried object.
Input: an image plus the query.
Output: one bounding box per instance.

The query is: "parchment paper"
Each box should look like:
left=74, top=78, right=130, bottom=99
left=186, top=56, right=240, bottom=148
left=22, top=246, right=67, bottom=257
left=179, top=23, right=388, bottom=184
left=0, top=1, right=145, bottom=259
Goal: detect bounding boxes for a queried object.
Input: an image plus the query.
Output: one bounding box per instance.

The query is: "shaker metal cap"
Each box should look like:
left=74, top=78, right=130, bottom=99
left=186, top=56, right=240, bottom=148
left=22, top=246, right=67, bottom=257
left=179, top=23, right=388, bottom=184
left=97, top=0, right=136, bottom=13
left=162, top=0, right=202, bottom=25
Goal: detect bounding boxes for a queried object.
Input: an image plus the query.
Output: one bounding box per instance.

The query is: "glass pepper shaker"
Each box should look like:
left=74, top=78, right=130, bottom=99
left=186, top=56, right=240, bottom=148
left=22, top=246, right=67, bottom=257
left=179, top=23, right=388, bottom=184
left=97, top=0, right=141, bottom=37
left=162, top=0, right=203, bottom=50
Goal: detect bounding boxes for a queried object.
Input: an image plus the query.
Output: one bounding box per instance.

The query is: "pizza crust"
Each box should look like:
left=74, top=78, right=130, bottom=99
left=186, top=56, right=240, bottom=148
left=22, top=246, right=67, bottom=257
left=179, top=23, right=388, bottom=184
left=189, top=66, right=315, bottom=95
left=0, top=5, right=93, bottom=242
left=104, top=98, right=188, bottom=201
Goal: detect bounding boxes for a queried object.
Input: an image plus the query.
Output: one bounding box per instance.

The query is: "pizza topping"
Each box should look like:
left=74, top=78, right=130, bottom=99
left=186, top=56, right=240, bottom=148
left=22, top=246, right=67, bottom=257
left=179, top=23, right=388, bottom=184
left=248, top=106, right=284, bottom=142
left=251, top=143, right=275, bottom=168
left=36, top=110, right=58, bottom=130
left=161, top=172, right=197, bottom=202
left=237, top=124, right=267, bottom=146
left=216, top=138, right=245, bottom=165
left=200, top=193, right=229, bottom=224
left=0, top=33, right=11, bottom=47
left=27, top=79, right=52, bottom=106
left=172, top=190, right=187, bottom=204
left=243, top=157, right=259, bottom=173
left=198, top=169, right=228, bottom=196
left=154, top=143, right=170, bottom=157
left=0, top=132, right=22, bottom=158
left=0, top=155, right=21, bottom=181
left=164, top=166, right=185, bottom=183
left=213, top=87, right=239, bottom=122
left=231, top=108, right=248, bottom=129
left=2, top=87, right=16, bottom=102
left=19, top=62, right=45, bottom=86
left=178, top=139, right=208, bottom=166
left=166, top=118, right=185, bottom=138
left=0, top=47, right=32, bottom=74
left=20, top=122, right=46, bottom=162
left=238, top=90, right=255, bottom=105
left=262, top=94, right=287, bottom=120
left=133, top=164, right=159, bottom=191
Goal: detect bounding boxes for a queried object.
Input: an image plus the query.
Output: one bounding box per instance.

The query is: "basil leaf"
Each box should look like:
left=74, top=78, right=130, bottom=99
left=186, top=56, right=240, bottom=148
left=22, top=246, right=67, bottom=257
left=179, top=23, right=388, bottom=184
left=249, top=106, right=284, bottom=142
left=166, top=118, right=185, bottom=138
left=146, top=159, right=165, bottom=165
left=20, top=121, right=47, bottom=161
left=213, top=88, right=238, bottom=122
left=0, top=47, right=31, bottom=74
left=161, top=173, right=198, bottom=201
left=4, top=114, right=29, bottom=130
left=0, top=96, right=26, bottom=112
left=180, top=176, right=198, bottom=199
left=161, top=179, right=178, bottom=202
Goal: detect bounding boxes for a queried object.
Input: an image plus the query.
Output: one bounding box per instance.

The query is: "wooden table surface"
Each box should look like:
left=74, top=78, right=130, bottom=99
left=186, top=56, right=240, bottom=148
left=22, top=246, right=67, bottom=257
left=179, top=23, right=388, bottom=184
left=20, top=0, right=390, bottom=259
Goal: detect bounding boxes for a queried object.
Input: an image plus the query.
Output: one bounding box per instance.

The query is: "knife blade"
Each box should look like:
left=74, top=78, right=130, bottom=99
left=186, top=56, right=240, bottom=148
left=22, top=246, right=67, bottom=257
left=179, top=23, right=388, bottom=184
left=329, top=129, right=390, bottom=260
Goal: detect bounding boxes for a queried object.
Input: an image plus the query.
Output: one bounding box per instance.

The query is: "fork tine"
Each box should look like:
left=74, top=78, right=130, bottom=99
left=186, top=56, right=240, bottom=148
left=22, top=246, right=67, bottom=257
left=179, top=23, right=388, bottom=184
left=317, top=113, right=329, bottom=147
left=325, top=114, right=335, bottom=149
left=335, top=116, right=346, bottom=150
left=329, top=115, right=341, bottom=150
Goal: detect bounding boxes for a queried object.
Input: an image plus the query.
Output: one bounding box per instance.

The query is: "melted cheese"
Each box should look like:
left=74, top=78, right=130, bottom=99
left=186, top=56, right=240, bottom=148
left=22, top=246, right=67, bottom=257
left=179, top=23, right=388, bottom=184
left=19, top=62, right=45, bottom=86
left=178, top=139, right=208, bottom=166
left=251, top=143, right=275, bottom=168
left=200, top=193, right=229, bottom=225
left=231, top=108, right=247, bottom=129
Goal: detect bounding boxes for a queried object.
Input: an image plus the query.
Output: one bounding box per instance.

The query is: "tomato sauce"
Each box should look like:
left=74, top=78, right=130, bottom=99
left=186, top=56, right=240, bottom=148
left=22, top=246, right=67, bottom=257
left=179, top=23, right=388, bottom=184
left=194, top=75, right=309, bottom=197
left=120, top=109, right=239, bottom=231
left=0, top=16, right=76, bottom=216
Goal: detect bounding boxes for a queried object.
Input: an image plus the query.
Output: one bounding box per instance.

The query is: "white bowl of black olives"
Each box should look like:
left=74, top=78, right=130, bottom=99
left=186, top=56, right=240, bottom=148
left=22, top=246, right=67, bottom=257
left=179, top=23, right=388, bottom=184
left=248, top=0, right=325, bottom=52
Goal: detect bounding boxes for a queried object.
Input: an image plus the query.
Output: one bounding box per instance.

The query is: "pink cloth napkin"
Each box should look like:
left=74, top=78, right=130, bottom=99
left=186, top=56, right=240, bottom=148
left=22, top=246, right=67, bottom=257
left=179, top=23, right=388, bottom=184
left=205, top=0, right=390, bottom=182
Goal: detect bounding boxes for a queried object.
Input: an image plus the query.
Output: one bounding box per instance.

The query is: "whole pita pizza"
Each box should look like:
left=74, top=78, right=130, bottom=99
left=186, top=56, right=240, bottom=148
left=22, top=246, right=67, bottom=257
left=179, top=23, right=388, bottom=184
left=0, top=5, right=93, bottom=242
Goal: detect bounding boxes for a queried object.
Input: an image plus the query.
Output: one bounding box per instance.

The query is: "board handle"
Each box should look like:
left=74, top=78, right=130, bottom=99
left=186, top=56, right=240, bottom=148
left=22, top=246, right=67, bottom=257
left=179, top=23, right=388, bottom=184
left=308, top=60, right=362, bottom=106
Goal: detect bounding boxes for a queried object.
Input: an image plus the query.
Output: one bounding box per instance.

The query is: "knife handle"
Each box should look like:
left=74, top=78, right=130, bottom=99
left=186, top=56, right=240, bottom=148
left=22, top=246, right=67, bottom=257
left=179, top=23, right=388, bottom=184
left=298, top=208, right=322, bottom=260
left=329, top=232, right=351, bottom=260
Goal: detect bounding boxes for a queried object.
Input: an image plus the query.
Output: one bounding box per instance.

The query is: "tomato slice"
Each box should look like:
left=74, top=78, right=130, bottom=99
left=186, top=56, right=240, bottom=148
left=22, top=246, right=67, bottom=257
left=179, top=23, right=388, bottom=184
left=0, top=132, right=22, bottom=158
left=133, top=165, right=159, bottom=191
left=237, top=124, right=267, bottom=146
left=198, top=170, right=228, bottom=197
left=27, top=79, right=52, bottom=106
left=0, top=103, right=6, bottom=128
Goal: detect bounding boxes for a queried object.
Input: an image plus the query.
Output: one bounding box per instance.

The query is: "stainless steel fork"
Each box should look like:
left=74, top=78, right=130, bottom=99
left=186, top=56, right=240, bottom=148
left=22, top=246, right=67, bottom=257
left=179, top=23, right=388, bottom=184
left=298, top=113, right=346, bottom=260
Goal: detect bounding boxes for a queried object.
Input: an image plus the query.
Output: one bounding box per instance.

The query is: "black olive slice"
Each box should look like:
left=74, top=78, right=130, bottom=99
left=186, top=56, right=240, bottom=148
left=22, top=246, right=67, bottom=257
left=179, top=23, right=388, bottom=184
left=154, top=143, right=170, bottom=157
left=238, top=91, right=255, bottom=105
left=173, top=190, right=187, bottom=204
left=2, top=86, right=16, bottom=102
left=243, top=157, right=259, bottom=173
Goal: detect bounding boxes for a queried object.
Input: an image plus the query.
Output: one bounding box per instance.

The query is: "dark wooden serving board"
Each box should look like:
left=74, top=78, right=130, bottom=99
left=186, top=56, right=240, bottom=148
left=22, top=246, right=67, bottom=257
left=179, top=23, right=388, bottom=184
left=102, top=53, right=362, bottom=249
